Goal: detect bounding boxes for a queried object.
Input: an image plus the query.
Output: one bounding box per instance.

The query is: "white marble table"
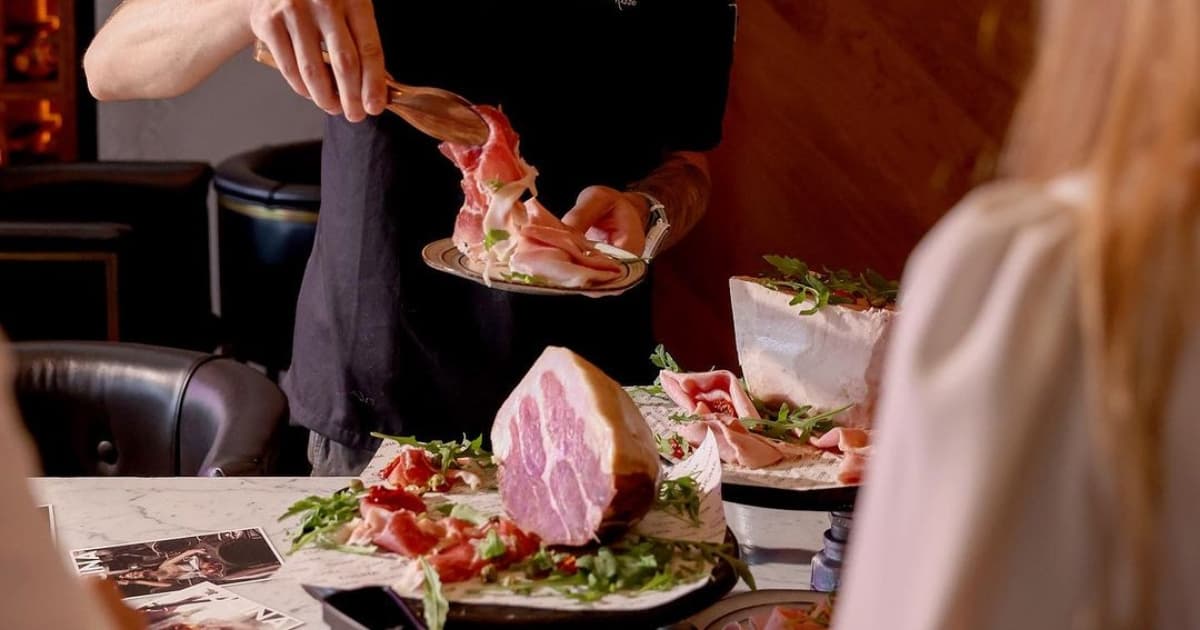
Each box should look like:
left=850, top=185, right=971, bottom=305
left=31, top=477, right=825, bottom=628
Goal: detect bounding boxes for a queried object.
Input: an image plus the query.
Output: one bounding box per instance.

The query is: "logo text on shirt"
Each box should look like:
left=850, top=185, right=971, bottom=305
left=614, top=0, right=638, bottom=10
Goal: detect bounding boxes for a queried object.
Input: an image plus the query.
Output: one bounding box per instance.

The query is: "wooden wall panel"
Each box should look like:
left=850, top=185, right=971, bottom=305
left=653, top=0, right=1033, bottom=372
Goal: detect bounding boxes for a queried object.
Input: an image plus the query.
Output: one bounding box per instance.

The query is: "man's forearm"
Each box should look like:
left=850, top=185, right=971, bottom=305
left=628, top=151, right=712, bottom=252
left=85, top=0, right=254, bottom=101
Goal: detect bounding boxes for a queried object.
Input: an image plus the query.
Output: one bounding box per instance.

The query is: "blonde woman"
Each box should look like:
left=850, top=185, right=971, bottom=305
left=0, top=332, right=145, bottom=629
left=834, top=0, right=1199, bottom=628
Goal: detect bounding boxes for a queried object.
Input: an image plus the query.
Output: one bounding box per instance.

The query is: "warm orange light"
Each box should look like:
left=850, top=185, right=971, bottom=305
left=34, top=0, right=61, bottom=29
left=37, top=99, right=63, bottom=129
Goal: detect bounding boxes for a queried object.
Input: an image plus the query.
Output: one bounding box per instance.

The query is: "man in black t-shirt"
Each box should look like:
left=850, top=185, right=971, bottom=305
left=86, top=0, right=736, bottom=475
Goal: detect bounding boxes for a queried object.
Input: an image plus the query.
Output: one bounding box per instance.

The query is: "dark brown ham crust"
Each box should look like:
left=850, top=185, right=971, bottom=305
left=593, top=472, right=657, bottom=541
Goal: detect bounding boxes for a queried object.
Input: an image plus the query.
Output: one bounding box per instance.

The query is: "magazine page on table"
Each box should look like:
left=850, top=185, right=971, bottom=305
left=277, top=432, right=728, bottom=611
left=629, top=387, right=848, bottom=492
left=132, top=582, right=303, bottom=630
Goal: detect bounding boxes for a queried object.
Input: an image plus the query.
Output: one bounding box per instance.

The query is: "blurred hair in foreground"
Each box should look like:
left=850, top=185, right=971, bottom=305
left=1000, top=0, right=1200, bottom=627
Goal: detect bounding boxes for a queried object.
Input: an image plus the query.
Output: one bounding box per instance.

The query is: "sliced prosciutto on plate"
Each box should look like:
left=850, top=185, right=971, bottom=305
left=380, top=446, right=446, bottom=490
left=347, top=485, right=541, bottom=584
left=834, top=452, right=867, bottom=485
left=507, top=200, right=624, bottom=288
left=379, top=445, right=483, bottom=493
left=676, top=415, right=783, bottom=469
left=491, top=346, right=660, bottom=546
left=657, top=366, right=870, bottom=482
left=659, top=368, right=792, bottom=467
left=362, top=486, right=428, bottom=516
left=808, top=426, right=869, bottom=452
left=439, top=106, right=624, bottom=288
left=809, top=427, right=871, bottom=484
left=439, top=106, right=536, bottom=260
left=373, top=510, right=443, bottom=557
left=752, top=603, right=833, bottom=629
left=659, top=369, right=761, bottom=419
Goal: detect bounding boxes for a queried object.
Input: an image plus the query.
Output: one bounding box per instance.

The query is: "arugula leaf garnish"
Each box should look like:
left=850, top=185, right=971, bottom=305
left=420, top=557, right=448, bottom=630
left=483, top=229, right=509, bottom=251
left=650, top=344, right=682, bottom=372
left=656, top=476, right=702, bottom=526
left=671, top=401, right=848, bottom=443
left=669, top=412, right=701, bottom=424
left=500, top=271, right=547, bottom=285
left=517, top=548, right=565, bottom=579
left=759, top=255, right=898, bottom=314
left=477, top=529, right=508, bottom=561
left=278, top=481, right=369, bottom=554
left=499, top=535, right=755, bottom=601
left=738, top=402, right=851, bottom=442
left=633, top=344, right=684, bottom=397
left=447, top=503, right=488, bottom=526
left=371, top=432, right=492, bottom=474
left=762, top=254, right=808, bottom=278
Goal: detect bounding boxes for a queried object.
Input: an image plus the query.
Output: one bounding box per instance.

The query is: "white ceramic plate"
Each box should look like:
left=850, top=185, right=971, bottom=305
left=420, top=237, right=648, bottom=297
left=682, top=589, right=829, bottom=630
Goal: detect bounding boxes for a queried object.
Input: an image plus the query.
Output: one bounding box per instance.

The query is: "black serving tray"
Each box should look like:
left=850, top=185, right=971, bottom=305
left=314, top=528, right=743, bottom=630
left=720, top=482, right=857, bottom=512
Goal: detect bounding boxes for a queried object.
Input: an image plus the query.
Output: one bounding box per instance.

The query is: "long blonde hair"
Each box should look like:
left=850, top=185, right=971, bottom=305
left=1002, top=0, right=1200, bottom=627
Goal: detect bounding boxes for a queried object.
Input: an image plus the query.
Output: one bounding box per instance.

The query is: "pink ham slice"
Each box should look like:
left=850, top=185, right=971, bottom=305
left=373, top=510, right=441, bottom=556
left=809, top=426, right=869, bottom=452
left=836, top=452, right=867, bottom=485
left=379, top=446, right=484, bottom=493
left=810, top=427, right=871, bottom=484
left=347, top=508, right=389, bottom=547
left=660, top=368, right=789, bottom=468
left=440, top=106, right=533, bottom=256
left=507, top=200, right=623, bottom=287
left=753, top=605, right=833, bottom=630
left=491, top=346, right=660, bottom=546
left=659, top=369, right=761, bottom=419
left=676, top=415, right=784, bottom=468
left=439, top=107, right=623, bottom=288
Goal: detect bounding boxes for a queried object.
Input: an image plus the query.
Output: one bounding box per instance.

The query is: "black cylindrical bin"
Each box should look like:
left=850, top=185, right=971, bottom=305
left=213, top=140, right=321, bottom=376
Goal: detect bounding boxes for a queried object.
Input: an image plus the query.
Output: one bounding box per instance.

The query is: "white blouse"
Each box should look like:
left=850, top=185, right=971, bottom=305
left=834, top=177, right=1200, bottom=629
left=0, top=338, right=117, bottom=629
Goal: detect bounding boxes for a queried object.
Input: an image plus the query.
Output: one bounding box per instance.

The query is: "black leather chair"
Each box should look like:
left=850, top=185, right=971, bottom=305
left=13, top=342, right=287, bottom=477
left=0, top=162, right=217, bottom=351
left=214, top=140, right=321, bottom=377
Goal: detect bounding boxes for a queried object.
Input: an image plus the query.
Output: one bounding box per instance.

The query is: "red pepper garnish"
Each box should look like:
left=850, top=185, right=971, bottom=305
left=556, top=554, right=578, bottom=575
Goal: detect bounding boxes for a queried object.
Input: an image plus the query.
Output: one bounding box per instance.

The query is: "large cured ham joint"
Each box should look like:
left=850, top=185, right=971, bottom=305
left=729, top=277, right=896, bottom=428
left=491, top=346, right=660, bottom=546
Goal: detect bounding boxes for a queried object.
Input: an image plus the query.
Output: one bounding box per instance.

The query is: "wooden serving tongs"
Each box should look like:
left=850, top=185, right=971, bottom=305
left=253, top=40, right=489, bottom=146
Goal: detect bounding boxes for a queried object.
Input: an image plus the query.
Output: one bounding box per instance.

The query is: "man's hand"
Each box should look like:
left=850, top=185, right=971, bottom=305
left=250, top=0, right=387, bottom=122
left=562, top=186, right=651, bottom=257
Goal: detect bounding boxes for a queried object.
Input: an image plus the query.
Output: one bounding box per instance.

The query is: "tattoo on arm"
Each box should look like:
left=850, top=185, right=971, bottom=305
left=628, top=152, right=712, bottom=252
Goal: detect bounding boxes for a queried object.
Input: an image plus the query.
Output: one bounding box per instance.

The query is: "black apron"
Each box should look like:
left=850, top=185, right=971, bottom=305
left=283, top=0, right=736, bottom=448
